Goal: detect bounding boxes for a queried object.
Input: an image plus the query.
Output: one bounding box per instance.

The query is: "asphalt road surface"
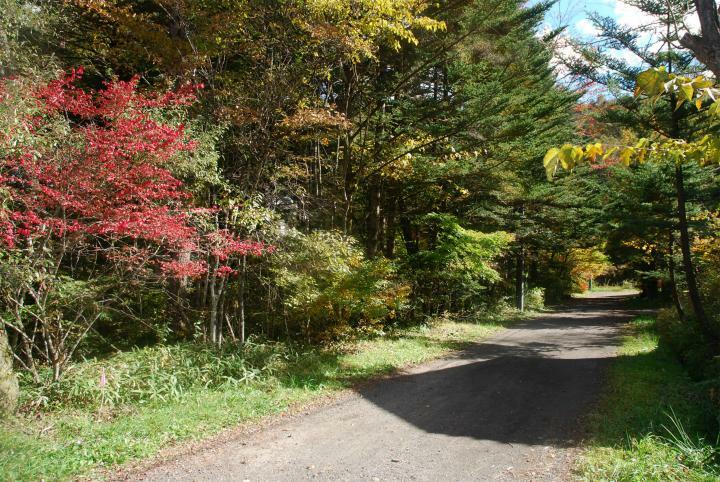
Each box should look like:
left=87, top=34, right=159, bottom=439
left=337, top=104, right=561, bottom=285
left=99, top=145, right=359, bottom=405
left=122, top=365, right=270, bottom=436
left=130, top=292, right=639, bottom=481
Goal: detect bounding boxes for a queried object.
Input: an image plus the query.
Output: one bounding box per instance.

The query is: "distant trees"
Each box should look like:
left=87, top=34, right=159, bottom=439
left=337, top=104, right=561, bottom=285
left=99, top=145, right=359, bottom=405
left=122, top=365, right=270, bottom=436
left=545, top=65, right=720, bottom=341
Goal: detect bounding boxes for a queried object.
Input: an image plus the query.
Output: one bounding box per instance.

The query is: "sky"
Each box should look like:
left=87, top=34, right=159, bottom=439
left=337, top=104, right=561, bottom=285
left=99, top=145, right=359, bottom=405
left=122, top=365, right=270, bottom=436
left=532, top=0, right=702, bottom=67
left=539, top=0, right=700, bottom=35
left=542, top=0, right=646, bottom=34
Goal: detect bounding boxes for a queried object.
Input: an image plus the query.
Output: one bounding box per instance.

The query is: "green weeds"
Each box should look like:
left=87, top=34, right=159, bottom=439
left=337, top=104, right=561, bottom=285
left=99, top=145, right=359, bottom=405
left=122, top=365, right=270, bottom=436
left=579, top=315, right=719, bottom=481
left=0, top=314, right=520, bottom=481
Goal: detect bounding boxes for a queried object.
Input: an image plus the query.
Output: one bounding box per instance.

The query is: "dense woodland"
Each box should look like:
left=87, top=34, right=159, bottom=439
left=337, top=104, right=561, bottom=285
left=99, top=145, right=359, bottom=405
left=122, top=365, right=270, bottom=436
left=1, top=0, right=720, bottom=466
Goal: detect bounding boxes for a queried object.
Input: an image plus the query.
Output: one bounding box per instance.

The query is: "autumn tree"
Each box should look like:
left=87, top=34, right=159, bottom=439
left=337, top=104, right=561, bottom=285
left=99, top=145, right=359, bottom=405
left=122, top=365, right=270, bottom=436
left=0, top=71, right=271, bottom=379
left=545, top=64, right=720, bottom=340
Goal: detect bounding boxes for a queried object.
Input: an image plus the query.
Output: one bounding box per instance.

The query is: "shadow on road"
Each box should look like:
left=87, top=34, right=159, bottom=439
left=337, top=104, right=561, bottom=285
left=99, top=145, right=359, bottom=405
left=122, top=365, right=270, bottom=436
left=357, top=294, right=642, bottom=447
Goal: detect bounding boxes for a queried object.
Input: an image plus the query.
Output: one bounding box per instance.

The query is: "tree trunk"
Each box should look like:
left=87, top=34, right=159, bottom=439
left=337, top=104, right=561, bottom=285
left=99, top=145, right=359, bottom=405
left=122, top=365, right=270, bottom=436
left=668, top=231, right=685, bottom=321
left=384, top=193, right=397, bottom=258
left=208, top=258, right=220, bottom=344
left=399, top=197, right=419, bottom=256
left=341, top=132, right=354, bottom=235
left=515, top=245, right=525, bottom=311
left=680, top=1, right=720, bottom=78
left=238, top=255, right=247, bottom=344
left=365, top=177, right=382, bottom=257
left=0, top=328, right=19, bottom=417
left=675, top=164, right=714, bottom=339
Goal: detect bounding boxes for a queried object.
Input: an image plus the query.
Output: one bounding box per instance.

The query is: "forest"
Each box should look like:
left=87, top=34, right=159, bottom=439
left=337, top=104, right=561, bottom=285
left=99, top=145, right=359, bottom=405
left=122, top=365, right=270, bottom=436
left=1, top=0, right=720, bottom=480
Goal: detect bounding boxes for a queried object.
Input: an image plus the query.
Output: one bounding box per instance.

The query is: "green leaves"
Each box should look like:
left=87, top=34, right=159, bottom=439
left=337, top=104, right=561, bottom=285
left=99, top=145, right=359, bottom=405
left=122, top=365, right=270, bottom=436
left=543, top=143, right=591, bottom=180
left=543, top=147, right=560, bottom=180
left=544, top=134, right=720, bottom=179
left=634, top=67, right=670, bottom=98
left=634, top=67, right=720, bottom=116
left=547, top=69, right=720, bottom=180
left=585, top=143, right=603, bottom=161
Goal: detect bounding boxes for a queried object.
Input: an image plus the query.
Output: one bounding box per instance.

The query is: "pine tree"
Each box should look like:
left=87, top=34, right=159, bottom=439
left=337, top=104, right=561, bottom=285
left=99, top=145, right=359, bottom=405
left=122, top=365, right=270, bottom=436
left=556, top=1, right=719, bottom=326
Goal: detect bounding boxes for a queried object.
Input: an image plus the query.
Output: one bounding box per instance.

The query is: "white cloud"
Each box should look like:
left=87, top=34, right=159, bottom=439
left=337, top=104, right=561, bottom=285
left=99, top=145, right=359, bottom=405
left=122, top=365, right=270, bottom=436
left=612, top=1, right=647, bottom=29
left=576, top=18, right=600, bottom=36
left=608, top=48, right=640, bottom=64
left=681, top=11, right=701, bottom=35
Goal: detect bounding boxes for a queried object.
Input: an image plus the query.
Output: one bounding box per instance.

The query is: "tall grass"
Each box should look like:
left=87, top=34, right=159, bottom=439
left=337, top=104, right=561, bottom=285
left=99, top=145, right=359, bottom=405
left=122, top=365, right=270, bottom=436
left=1, top=314, right=521, bottom=481
left=661, top=408, right=719, bottom=474
left=20, top=340, right=298, bottom=411
left=579, top=316, right=720, bottom=481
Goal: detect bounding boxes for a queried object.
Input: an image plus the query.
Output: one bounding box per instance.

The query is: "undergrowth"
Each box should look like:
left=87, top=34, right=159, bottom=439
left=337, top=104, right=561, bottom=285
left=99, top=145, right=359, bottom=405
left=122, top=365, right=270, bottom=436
left=579, top=315, right=720, bottom=481
left=0, top=311, right=523, bottom=481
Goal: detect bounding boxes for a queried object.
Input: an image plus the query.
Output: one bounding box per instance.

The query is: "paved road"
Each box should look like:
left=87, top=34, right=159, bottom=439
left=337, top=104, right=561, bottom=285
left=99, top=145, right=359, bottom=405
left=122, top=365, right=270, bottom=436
left=132, top=293, right=639, bottom=481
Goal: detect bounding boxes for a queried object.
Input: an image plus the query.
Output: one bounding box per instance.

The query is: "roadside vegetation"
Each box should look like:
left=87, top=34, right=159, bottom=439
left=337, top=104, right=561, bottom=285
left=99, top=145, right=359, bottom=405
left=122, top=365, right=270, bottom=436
left=580, top=315, right=720, bottom=481
left=0, top=309, right=527, bottom=481
left=3, top=1, right=720, bottom=481
left=587, top=282, right=638, bottom=293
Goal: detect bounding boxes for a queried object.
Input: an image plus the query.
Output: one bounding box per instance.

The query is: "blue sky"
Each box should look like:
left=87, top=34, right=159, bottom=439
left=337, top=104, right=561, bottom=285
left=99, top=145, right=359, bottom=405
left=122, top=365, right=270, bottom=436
left=535, top=0, right=685, bottom=33
left=529, top=0, right=702, bottom=71
left=535, top=0, right=701, bottom=44
left=539, top=0, right=633, bottom=35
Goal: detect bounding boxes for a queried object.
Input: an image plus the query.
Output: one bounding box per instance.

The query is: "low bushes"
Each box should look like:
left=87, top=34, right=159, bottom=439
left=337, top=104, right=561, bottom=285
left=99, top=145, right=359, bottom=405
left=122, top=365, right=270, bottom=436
left=656, top=308, right=720, bottom=379
left=656, top=308, right=720, bottom=423
left=524, top=287, right=545, bottom=311
left=18, top=340, right=295, bottom=412
left=269, top=230, right=410, bottom=341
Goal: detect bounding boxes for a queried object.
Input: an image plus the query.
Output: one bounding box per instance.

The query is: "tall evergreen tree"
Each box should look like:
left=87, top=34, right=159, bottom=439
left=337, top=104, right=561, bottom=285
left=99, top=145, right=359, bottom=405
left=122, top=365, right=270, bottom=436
left=557, top=0, right=719, bottom=326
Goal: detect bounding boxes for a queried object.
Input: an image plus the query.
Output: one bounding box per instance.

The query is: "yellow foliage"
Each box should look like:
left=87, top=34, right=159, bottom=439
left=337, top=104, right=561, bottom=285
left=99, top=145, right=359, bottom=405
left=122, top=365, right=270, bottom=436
left=568, top=248, right=612, bottom=280
left=303, top=0, right=445, bottom=59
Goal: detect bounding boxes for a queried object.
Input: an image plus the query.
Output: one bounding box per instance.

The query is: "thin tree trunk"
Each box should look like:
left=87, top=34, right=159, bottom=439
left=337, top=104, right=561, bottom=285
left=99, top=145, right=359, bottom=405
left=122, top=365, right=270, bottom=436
left=238, top=255, right=247, bottom=344
left=399, top=198, right=418, bottom=255
left=668, top=231, right=685, bottom=321
left=674, top=164, right=714, bottom=339
left=0, top=328, right=18, bottom=416
left=515, top=245, right=525, bottom=312
left=385, top=192, right=397, bottom=258
left=342, top=132, right=354, bottom=235
left=208, top=258, right=220, bottom=344
left=365, top=177, right=382, bottom=257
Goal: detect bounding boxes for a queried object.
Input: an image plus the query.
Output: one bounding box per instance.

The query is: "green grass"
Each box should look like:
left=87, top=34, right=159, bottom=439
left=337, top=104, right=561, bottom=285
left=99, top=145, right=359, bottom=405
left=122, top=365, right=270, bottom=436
left=573, top=283, right=640, bottom=298
left=0, top=314, right=519, bottom=481
left=578, top=315, right=719, bottom=481
left=589, top=284, right=634, bottom=292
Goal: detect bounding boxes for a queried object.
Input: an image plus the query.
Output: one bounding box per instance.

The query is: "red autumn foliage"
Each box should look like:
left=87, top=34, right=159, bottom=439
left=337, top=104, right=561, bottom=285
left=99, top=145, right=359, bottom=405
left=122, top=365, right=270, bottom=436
left=0, top=70, right=270, bottom=276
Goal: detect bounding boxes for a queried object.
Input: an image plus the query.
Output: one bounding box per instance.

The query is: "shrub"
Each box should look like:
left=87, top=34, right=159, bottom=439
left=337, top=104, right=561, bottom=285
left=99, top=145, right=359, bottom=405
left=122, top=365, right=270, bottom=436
left=269, top=230, right=409, bottom=340
left=656, top=307, right=720, bottom=426
left=405, top=214, right=512, bottom=314
left=524, top=287, right=545, bottom=311
left=656, top=308, right=720, bottom=380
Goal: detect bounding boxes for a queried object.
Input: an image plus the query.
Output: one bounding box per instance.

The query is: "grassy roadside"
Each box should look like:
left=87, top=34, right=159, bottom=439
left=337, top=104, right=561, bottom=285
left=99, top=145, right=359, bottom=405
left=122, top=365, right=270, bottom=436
left=578, top=315, right=719, bottom=481
left=0, top=312, right=523, bottom=481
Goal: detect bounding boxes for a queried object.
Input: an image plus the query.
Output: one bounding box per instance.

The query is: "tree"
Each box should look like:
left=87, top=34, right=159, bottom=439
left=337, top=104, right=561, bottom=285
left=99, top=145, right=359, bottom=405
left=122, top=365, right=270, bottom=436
left=680, top=0, right=720, bottom=77
left=551, top=0, right=720, bottom=324
left=544, top=66, right=720, bottom=340
left=0, top=70, right=270, bottom=379
left=0, top=0, right=584, bottom=387
left=0, top=328, right=18, bottom=416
